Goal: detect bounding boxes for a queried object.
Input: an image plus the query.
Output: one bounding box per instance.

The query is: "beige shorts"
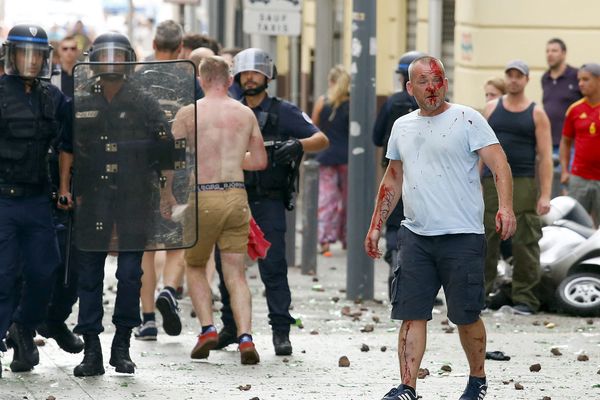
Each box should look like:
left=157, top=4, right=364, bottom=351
left=184, top=188, right=250, bottom=267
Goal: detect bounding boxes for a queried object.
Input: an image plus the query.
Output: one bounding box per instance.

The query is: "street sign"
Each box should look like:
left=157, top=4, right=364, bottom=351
left=243, top=0, right=302, bottom=36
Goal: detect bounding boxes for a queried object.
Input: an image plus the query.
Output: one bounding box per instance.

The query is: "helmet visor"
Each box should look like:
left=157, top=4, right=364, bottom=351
left=88, top=43, right=135, bottom=78
left=5, top=43, right=52, bottom=79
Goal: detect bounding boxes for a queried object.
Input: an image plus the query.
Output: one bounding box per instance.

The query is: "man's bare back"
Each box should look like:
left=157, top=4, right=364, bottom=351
left=173, top=62, right=266, bottom=183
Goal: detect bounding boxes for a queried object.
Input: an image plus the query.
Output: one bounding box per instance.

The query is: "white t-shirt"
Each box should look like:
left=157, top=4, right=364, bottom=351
left=386, top=103, right=498, bottom=236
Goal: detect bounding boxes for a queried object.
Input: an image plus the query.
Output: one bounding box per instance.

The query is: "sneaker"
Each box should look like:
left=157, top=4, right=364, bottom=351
left=459, top=376, right=487, bottom=400
left=155, top=289, right=182, bottom=336
left=214, top=325, right=237, bottom=350
left=511, top=303, right=535, bottom=316
left=381, top=384, right=418, bottom=400
left=239, top=339, right=260, bottom=365
left=134, top=320, right=158, bottom=341
left=190, top=329, right=218, bottom=359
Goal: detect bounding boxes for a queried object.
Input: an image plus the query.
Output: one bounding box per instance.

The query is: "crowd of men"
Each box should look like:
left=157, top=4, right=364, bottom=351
left=0, top=18, right=599, bottom=400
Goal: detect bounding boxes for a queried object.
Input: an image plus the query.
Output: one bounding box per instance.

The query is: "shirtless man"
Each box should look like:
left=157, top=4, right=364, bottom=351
left=172, top=56, right=267, bottom=365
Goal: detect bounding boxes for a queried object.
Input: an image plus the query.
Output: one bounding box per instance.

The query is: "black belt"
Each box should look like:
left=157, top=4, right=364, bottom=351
left=0, top=184, right=45, bottom=198
left=196, top=181, right=245, bottom=191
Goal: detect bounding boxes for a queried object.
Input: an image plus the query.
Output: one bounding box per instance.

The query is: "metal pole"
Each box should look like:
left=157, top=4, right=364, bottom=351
left=285, top=201, right=297, bottom=267
left=346, top=0, right=376, bottom=300
left=127, top=0, right=134, bottom=43
left=301, top=159, right=319, bottom=274
left=428, top=0, right=443, bottom=58
left=314, top=0, right=334, bottom=98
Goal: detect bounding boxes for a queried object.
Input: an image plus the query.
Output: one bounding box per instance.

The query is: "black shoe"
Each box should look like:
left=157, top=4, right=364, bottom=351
left=459, top=376, right=487, bottom=400
left=6, top=323, right=38, bottom=372
left=214, top=326, right=237, bottom=350
left=155, top=289, right=182, bottom=336
left=74, top=334, right=105, bottom=377
left=381, top=384, right=418, bottom=400
left=272, top=331, right=292, bottom=356
left=109, top=327, right=136, bottom=374
left=37, top=322, right=84, bottom=354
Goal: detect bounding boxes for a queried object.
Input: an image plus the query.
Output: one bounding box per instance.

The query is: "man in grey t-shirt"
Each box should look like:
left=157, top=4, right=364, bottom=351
left=365, top=56, right=516, bottom=400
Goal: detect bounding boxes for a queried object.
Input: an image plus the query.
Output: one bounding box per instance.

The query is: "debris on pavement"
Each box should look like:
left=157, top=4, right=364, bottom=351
left=529, top=363, right=541, bottom=372
left=338, top=356, right=350, bottom=367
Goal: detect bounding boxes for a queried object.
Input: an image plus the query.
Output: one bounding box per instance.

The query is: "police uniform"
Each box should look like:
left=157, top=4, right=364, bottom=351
left=217, top=96, right=318, bottom=335
left=0, top=42, right=72, bottom=372
left=71, top=78, right=171, bottom=336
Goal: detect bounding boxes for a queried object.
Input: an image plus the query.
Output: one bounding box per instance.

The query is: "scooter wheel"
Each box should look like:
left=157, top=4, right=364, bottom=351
left=556, top=273, right=600, bottom=317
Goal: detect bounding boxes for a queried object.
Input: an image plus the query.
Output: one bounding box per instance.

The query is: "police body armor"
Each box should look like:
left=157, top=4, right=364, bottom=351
left=244, top=98, right=302, bottom=210
left=0, top=80, right=58, bottom=192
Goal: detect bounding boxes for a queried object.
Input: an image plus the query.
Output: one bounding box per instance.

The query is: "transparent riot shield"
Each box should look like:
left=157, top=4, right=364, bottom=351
left=72, top=60, right=197, bottom=252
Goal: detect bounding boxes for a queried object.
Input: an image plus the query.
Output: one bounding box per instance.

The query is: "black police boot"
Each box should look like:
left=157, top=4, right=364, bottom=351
left=37, top=322, right=84, bottom=354
left=109, top=326, right=135, bottom=374
left=74, top=334, right=105, bottom=377
left=273, top=331, right=292, bottom=356
left=214, top=325, right=237, bottom=350
left=6, top=322, right=39, bottom=372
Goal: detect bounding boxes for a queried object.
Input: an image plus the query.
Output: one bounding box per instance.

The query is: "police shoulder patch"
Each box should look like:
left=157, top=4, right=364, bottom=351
left=301, top=111, right=313, bottom=124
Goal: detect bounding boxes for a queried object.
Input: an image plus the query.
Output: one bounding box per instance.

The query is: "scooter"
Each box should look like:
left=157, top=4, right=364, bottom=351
left=539, top=196, right=600, bottom=316
left=491, top=196, right=600, bottom=316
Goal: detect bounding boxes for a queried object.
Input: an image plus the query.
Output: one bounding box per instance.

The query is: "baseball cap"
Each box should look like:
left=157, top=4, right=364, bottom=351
left=580, top=63, right=600, bottom=77
left=505, top=60, right=529, bottom=76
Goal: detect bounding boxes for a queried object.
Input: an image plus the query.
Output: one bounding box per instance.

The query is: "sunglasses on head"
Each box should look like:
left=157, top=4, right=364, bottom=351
left=62, top=46, right=78, bottom=51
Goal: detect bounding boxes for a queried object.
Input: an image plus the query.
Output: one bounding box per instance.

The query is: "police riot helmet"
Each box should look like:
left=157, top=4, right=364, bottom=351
left=88, top=31, right=136, bottom=80
left=232, top=48, right=277, bottom=83
left=3, top=24, right=53, bottom=79
left=396, top=51, right=427, bottom=76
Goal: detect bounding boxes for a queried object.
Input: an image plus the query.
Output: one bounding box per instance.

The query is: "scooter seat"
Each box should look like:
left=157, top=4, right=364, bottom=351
left=553, top=219, right=597, bottom=239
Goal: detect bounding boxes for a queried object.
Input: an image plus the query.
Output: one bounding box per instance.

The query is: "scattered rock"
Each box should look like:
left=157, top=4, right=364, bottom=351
left=502, top=379, right=513, bottom=385
left=532, top=320, right=541, bottom=326
left=338, top=356, right=350, bottom=367
left=190, top=310, right=196, bottom=318
left=354, top=298, right=363, bottom=304
left=542, top=397, right=551, bottom=400
left=441, top=319, right=449, bottom=325
left=514, top=382, right=524, bottom=390
left=352, top=316, right=361, bottom=322
left=442, top=326, right=455, bottom=334
left=250, top=398, right=260, bottom=400
left=47, top=396, right=56, bottom=400
left=586, top=318, right=594, bottom=325
left=529, top=363, right=541, bottom=372
left=34, top=338, right=45, bottom=347
left=310, top=330, right=319, bottom=335
left=372, top=316, right=380, bottom=323
left=417, top=368, right=430, bottom=379
left=544, top=322, right=556, bottom=329
left=341, top=306, right=352, bottom=316
left=329, top=266, right=337, bottom=270
left=301, top=350, right=306, bottom=354
left=360, top=324, right=374, bottom=333
left=440, top=365, right=452, bottom=372
left=577, top=354, right=589, bottom=362
left=360, top=344, right=370, bottom=352
left=238, top=384, right=251, bottom=391
left=312, top=284, right=325, bottom=292
left=312, top=277, right=319, bottom=282
left=249, top=274, right=257, bottom=279
left=282, top=358, right=289, bottom=363
left=373, top=299, right=384, bottom=304
left=339, top=288, right=346, bottom=293
left=550, top=348, right=562, bottom=356
left=380, top=346, right=387, bottom=352
left=103, top=300, right=110, bottom=305
left=331, top=296, right=340, bottom=303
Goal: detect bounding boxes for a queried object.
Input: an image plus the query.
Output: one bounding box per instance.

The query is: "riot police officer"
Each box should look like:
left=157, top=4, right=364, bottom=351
left=372, top=51, right=424, bottom=298
left=214, top=48, right=329, bottom=356
left=0, top=24, right=72, bottom=376
left=59, top=32, right=176, bottom=377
